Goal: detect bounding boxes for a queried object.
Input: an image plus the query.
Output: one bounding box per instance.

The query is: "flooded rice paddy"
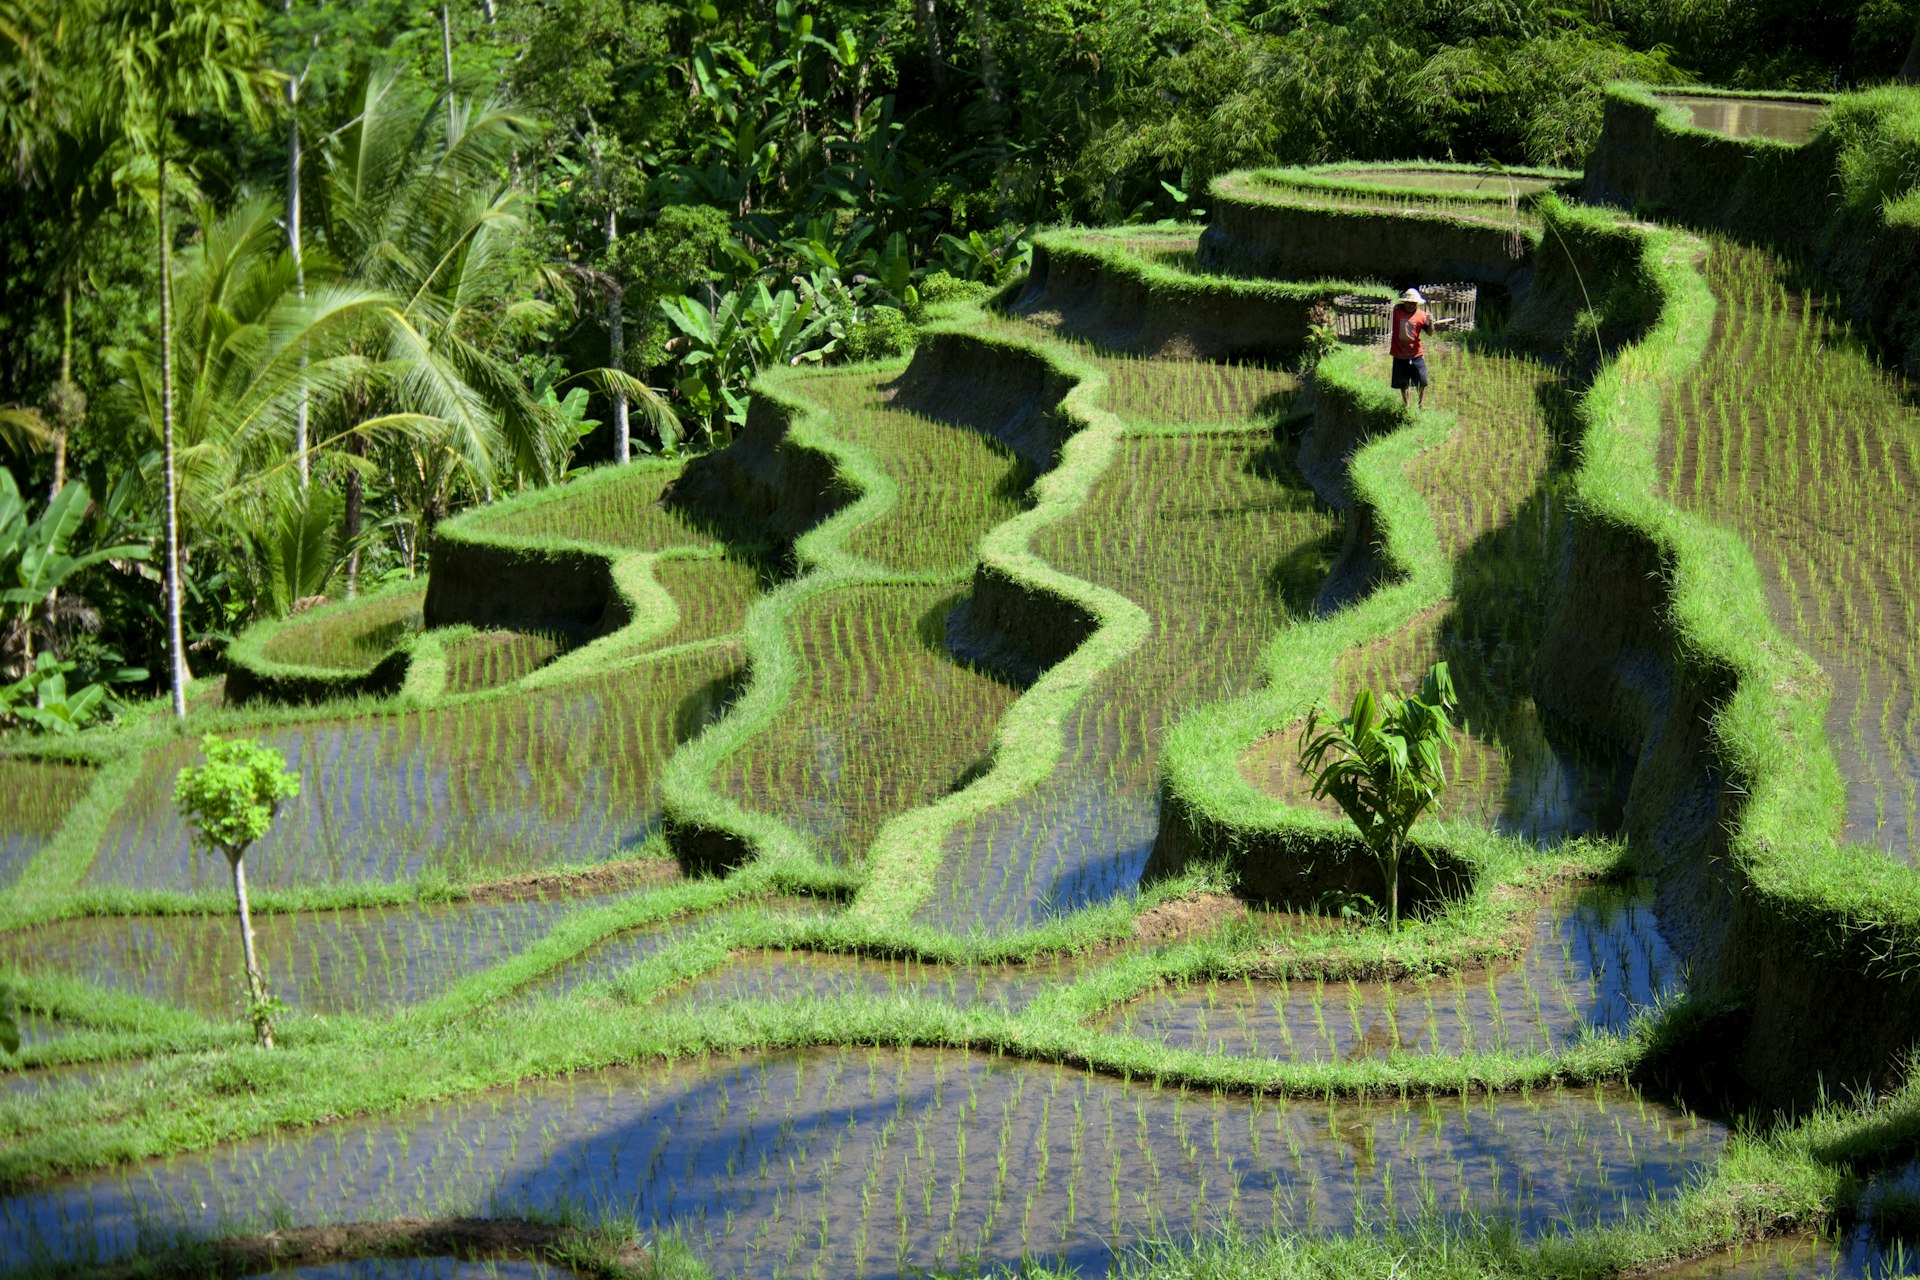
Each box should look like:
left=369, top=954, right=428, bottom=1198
left=0, top=892, right=630, bottom=1018
left=1660, top=241, right=1920, bottom=860
left=1658, top=93, right=1829, bottom=144
left=0, top=756, right=93, bottom=888
left=1109, top=885, right=1678, bottom=1060
left=1, top=1046, right=1724, bottom=1278
left=88, top=644, right=739, bottom=889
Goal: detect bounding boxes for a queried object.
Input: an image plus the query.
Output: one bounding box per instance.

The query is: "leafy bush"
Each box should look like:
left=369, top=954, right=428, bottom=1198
left=837, top=306, right=917, bottom=363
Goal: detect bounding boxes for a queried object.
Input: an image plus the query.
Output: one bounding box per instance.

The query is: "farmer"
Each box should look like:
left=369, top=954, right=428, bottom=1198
left=1389, top=287, right=1435, bottom=410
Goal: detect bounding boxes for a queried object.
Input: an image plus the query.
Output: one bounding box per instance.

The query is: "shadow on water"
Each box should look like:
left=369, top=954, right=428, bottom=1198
left=1439, top=477, right=1629, bottom=846
left=0, top=1046, right=1726, bottom=1279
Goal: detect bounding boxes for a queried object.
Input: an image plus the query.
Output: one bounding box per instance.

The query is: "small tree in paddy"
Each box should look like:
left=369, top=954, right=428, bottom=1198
left=174, top=735, right=299, bottom=1048
left=1296, top=662, right=1457, bottom=932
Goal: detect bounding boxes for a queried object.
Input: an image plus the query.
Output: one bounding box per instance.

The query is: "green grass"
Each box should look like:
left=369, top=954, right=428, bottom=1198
left=256, top=583, right=427, bottom=671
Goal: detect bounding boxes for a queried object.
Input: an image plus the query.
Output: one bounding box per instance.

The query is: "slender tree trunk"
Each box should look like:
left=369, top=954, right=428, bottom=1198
left=608, top=208, right=630, bottom=463
left=53, top=285, right=71, bottom=500
left=1903, top=20, right=1920, bottom=82
left=441, top=3, right=457, bottom=136
left=286, top=23, right=309, bottom=488
left=158, top=144, right=189, bottom=720
left=914, top=0, right=945, bottom=91
left=344, top=432, right=365, bottom=597
left=1386, top=838, right=1400, bottom=933
left=228, top=854, right=273, bottom=1049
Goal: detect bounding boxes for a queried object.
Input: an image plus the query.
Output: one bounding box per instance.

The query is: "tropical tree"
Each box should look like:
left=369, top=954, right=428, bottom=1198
left=1296, top=662, right=1458, bottom=933
left=113, top=196, right=396, bottom=620
left=174, top=734, right=299, bottom=1049
left=93, top=0, right=278, bottom=717
left=310, top=68, right=575, bottom=572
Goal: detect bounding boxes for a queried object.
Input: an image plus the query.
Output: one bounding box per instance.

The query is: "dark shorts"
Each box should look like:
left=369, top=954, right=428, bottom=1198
left=1391, top=356, right=1429, bottom=389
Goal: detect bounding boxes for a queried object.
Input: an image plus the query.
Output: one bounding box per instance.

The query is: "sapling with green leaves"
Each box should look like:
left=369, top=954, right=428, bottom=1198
left=1296, top=661, right=1458, bottom=932
left=174, top=734, right=300, bottom=1048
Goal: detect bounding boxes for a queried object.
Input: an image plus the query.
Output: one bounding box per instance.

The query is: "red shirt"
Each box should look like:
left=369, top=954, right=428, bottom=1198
left=1390, top=305, right=1433, bottom=359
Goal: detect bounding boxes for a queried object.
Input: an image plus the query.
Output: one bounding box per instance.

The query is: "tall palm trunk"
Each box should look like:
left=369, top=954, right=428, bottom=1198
left=157, top=142, right=189, bottom=719
left=287, top=32, right=309, bottom=488
left=608, top=207, right=630, bottom=463
left=227, top=854, right=273, bottom=1049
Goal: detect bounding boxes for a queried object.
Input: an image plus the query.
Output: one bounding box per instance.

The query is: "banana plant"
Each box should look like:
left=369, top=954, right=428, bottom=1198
left=1296, top=662, right=1458, bottom=932
left=0, top=653, right=108, bottom=734
left=0, top=473, right=150, bottom=666
left=661, top=281, right=834, bottom=437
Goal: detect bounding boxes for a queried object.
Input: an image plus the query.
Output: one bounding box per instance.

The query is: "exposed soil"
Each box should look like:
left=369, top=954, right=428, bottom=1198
left=465, top=857, right=682, bottom=903
left=53, top=1216, right=644, bottom=1279
left=1131, top=891, right=1250, bottom=942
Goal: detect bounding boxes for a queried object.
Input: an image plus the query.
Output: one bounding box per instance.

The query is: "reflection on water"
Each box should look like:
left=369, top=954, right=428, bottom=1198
left=673, top=948, right=1096, bottom=1015
left=1660, top=93, right=1828, bottom=144
left=0, top=1046, right=1723, bottom=1278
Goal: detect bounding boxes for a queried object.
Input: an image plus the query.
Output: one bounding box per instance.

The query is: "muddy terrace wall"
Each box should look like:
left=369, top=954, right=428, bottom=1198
left=898, top=330, right=1098, bottom=682
left=1582, top=85, right=1835, bottom=249
left=1583, top=82, right=1920, bottom=379
left=1012, top=236, right=1336, bottom=362
left=424, top=538, right=632, bottom=642
left=1199, top=174, right=1536, bottom=294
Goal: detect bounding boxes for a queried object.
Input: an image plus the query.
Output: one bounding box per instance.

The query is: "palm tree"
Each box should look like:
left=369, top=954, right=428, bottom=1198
left=94, top=0, right=277, bottom=717
left=1296, top=662, right=1458, bottom=932
left=311, top=70, right=571, bottom=584
left=112, top=197, right=406, bottom=613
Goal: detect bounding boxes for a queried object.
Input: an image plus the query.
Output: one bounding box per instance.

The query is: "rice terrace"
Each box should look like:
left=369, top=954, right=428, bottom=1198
left=18, top=4, right=1920, bottom=1278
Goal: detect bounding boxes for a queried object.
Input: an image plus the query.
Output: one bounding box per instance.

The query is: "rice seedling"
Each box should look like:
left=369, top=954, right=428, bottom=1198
left=1108, top=884, right=1681, bottom=1060
left=1240, top=342, right=1629, bottom=844
left=0, top=1045, right=1721, bottom=1277
left=720, top=583, right=1019, bottom=864
left=642, top=555, right=765, bottom=651
left=974, top=311, right=1301, bottom=426
left=258, top=585, right=427, bottom=672
left=0, top=756, right=92, bottom=888
left=804, top=369, right=1032, bottom=576
left=0, top=891, right=633, bottom=1019
left=1223, top=170, right=1553, bottom=228
left=472, top=467, right=711, bottom=552
left=442, top=631, right=569, bottom=696
left=918, top=419, right=1337, bottom=934
left=90, top=644, right=742, bottom=890
left=670, top=948, right=1093, bottom=1016
left=1659, top=239, right=1920, bottom=860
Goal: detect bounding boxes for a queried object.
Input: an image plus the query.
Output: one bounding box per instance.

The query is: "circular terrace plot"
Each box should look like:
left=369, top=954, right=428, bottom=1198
left=1318, top=167, right=1562, bottom=197
left=1657, top=92, right=1829, bottom=144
